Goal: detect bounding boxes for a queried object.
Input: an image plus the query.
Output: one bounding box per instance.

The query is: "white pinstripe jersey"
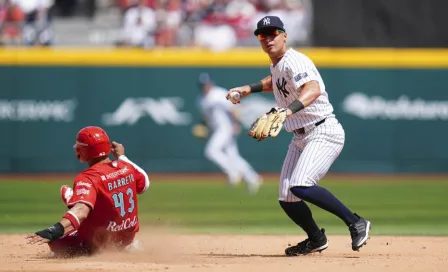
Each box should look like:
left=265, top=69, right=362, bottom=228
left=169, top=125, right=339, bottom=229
left=270, top=48, right=334, bottom=131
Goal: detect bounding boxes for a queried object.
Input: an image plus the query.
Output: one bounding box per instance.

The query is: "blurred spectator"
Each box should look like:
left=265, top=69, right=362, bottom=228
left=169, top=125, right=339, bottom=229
left=224, top=0, right=257, bottom=46
left=251, top=0, right=312, bottom=46
left=285, top=0, right=312, bottom=46
left=177, top=0, right=209, bottom=47
left=116, top=0, right=134, bottom=13
left=0, top=0, right=24, bottom=46
left=116, top=0, right=156, bottom=48
left=109, top=0, right=312, bottom=48
left=117, top=0, right=149, bottom=14
left=184, top=0, right=312, bottom=50
left=12, top=0, right=55, bottom=46
left=193, top=0, right=239, bottom=52
left=151, top=0, right=182, bottom=47
left=0, top=0, right=313, bottom=48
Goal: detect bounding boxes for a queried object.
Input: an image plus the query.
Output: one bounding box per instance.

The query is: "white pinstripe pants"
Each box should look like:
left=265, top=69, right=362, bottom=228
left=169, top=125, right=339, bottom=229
left=279, top=117, right=345, bottom=202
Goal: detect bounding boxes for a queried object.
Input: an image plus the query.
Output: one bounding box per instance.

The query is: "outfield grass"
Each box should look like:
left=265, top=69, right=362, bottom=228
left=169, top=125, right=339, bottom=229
left=1, top=178, right=447, bottom=236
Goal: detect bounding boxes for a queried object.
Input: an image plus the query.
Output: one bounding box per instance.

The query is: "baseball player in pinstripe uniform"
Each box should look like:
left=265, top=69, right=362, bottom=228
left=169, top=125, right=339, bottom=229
left=226, top=16, right=371, bottom=255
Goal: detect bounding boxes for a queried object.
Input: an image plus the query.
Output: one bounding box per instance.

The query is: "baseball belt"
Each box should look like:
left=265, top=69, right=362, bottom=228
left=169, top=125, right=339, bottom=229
left=293, top=118, right=327, bottom=136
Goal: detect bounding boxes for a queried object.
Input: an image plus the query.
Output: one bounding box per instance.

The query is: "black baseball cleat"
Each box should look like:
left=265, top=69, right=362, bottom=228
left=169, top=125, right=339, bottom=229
left=349, top=213, right=371, bottom=251
left=285, top=229, right=328, bottom=256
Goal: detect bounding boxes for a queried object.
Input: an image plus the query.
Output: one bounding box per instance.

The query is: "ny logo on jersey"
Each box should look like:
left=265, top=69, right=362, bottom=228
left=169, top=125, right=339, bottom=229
left=276, top=78, right=289, bottom=98
left=263, top=17, right=270, bottom=25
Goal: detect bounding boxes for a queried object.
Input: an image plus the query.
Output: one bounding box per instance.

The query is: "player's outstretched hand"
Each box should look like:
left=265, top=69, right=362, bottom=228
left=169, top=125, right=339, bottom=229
left=111, top=141, right=125, bottom=158
left=25, top=233, right=50, bottom=245
left=226, top=85, right=251, bottom=104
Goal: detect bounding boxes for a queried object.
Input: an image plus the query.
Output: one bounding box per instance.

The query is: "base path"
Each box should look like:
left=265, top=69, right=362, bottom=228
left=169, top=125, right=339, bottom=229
left=2, top=229, right=447, bottom=272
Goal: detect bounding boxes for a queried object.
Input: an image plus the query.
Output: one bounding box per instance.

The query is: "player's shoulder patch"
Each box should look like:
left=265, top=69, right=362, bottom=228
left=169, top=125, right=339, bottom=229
left=294, top=72, right=308, bottom=82
left=76, top=180, right=93, bottom=188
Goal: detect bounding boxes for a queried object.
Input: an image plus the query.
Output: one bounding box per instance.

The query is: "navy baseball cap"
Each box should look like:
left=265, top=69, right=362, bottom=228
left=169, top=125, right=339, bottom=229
left=254, top=16, right=286, bottom=36
left=198, top=72, right=213, bottom=86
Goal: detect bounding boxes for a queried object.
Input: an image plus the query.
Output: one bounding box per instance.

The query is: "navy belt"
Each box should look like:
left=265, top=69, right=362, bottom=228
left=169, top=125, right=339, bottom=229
left=294, top=118, right=326, bottom=135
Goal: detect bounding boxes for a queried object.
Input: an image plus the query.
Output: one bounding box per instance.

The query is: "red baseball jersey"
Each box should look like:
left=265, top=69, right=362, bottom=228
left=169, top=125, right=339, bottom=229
left=67, top=157, right=149, bottom=247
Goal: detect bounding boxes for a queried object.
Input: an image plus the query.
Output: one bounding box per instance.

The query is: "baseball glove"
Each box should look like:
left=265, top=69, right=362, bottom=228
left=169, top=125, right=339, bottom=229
left=248, top=107, right=288, bottom=141
left=192, top=123, right=209, bottom=139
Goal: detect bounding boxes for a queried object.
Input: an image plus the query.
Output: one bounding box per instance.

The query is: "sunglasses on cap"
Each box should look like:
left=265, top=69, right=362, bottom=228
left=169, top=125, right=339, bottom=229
left=257, top=29, right=285, bottom=41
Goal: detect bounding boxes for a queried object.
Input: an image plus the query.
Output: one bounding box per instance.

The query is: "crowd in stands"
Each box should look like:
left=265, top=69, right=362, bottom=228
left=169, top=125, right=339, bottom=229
left=0, top=0, right=312, bottom=50
left=116, top=0, right=313, bottom=51
left=0, top=0, right=54, bottom=46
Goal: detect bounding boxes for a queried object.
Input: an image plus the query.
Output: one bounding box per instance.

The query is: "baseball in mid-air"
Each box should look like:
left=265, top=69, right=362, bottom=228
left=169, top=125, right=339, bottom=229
left=230, top=92, right=240, bottom=103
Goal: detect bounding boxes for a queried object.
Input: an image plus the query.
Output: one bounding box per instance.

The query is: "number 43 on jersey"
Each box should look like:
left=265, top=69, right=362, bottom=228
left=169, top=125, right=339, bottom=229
left=112, top=188, right=135, bottom=217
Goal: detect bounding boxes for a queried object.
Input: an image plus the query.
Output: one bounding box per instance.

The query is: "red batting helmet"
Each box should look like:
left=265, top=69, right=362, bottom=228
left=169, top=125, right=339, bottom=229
left=74, top=126, right=111, bottom=162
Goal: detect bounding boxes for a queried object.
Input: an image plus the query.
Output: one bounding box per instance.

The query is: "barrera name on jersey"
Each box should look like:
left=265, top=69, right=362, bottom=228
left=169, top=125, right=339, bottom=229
left=270, top=48, right=334, bottom=131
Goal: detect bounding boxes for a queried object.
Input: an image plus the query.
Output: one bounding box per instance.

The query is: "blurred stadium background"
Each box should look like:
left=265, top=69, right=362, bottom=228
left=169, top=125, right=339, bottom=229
left=0, top=0, right=447, bottom=236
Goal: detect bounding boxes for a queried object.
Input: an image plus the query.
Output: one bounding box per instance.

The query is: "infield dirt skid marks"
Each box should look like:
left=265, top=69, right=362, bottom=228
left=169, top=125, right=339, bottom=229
left=1, top=229, right=447, bottom=272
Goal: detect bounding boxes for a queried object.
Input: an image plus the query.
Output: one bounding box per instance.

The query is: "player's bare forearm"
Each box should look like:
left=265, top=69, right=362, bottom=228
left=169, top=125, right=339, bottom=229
left=297, top=81, right=321, bottom=107
left=26, top=203, right=90, bottom=245
left=227, top=75, right=273, bottom=103
left=61, top=203, right=90, bottom=234
left=247, top=74, right=273, bottom=93
left=285, top=81, right=321, bottom=116
left=260, top=74, right=273, bottom=92
left=244, top=74, right=273, bottom=94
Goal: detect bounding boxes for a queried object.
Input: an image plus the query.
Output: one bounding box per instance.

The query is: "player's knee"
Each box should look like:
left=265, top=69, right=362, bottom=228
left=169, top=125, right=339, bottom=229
left=290, top=186, right=312, bottom=198
left=204, top=146, right=221, bottom=161
left=49, top=241, right=92, bottom=257
left=48, top=232, right=92, bottom=257
left=48, top=240, right=72, bottom=256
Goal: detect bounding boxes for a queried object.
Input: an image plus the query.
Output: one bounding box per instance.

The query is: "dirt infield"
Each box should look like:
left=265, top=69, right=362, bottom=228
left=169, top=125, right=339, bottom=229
left=1, top=229, right=447, bottom=272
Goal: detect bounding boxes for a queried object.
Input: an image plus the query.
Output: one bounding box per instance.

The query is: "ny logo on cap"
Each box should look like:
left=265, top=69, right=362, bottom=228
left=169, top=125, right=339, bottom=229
left=263, top=17, right=270, bottom=25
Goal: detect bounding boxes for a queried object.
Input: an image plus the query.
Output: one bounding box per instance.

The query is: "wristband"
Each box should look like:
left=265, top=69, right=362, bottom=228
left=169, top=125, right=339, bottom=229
left=287, top=100, right=305, bottom=114
left=249, top=81, right=263, bottom=93
left=63, top=211, right=81, bottom=230
left=35, top=222, right=64, bottom=242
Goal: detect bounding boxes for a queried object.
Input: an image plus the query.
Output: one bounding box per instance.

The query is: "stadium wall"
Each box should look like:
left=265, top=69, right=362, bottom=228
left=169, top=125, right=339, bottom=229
left=1, top=48, right=448, bottom=173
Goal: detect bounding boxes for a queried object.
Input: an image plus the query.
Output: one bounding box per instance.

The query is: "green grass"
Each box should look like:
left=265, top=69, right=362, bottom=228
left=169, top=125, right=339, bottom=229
left=1, top=178, right=447, bottom=236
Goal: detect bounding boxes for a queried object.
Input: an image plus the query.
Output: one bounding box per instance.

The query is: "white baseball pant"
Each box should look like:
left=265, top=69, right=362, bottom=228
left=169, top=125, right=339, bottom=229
left=205, top=130, right=260, bottom=185
left=279, top=117, right=345, bottom=202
